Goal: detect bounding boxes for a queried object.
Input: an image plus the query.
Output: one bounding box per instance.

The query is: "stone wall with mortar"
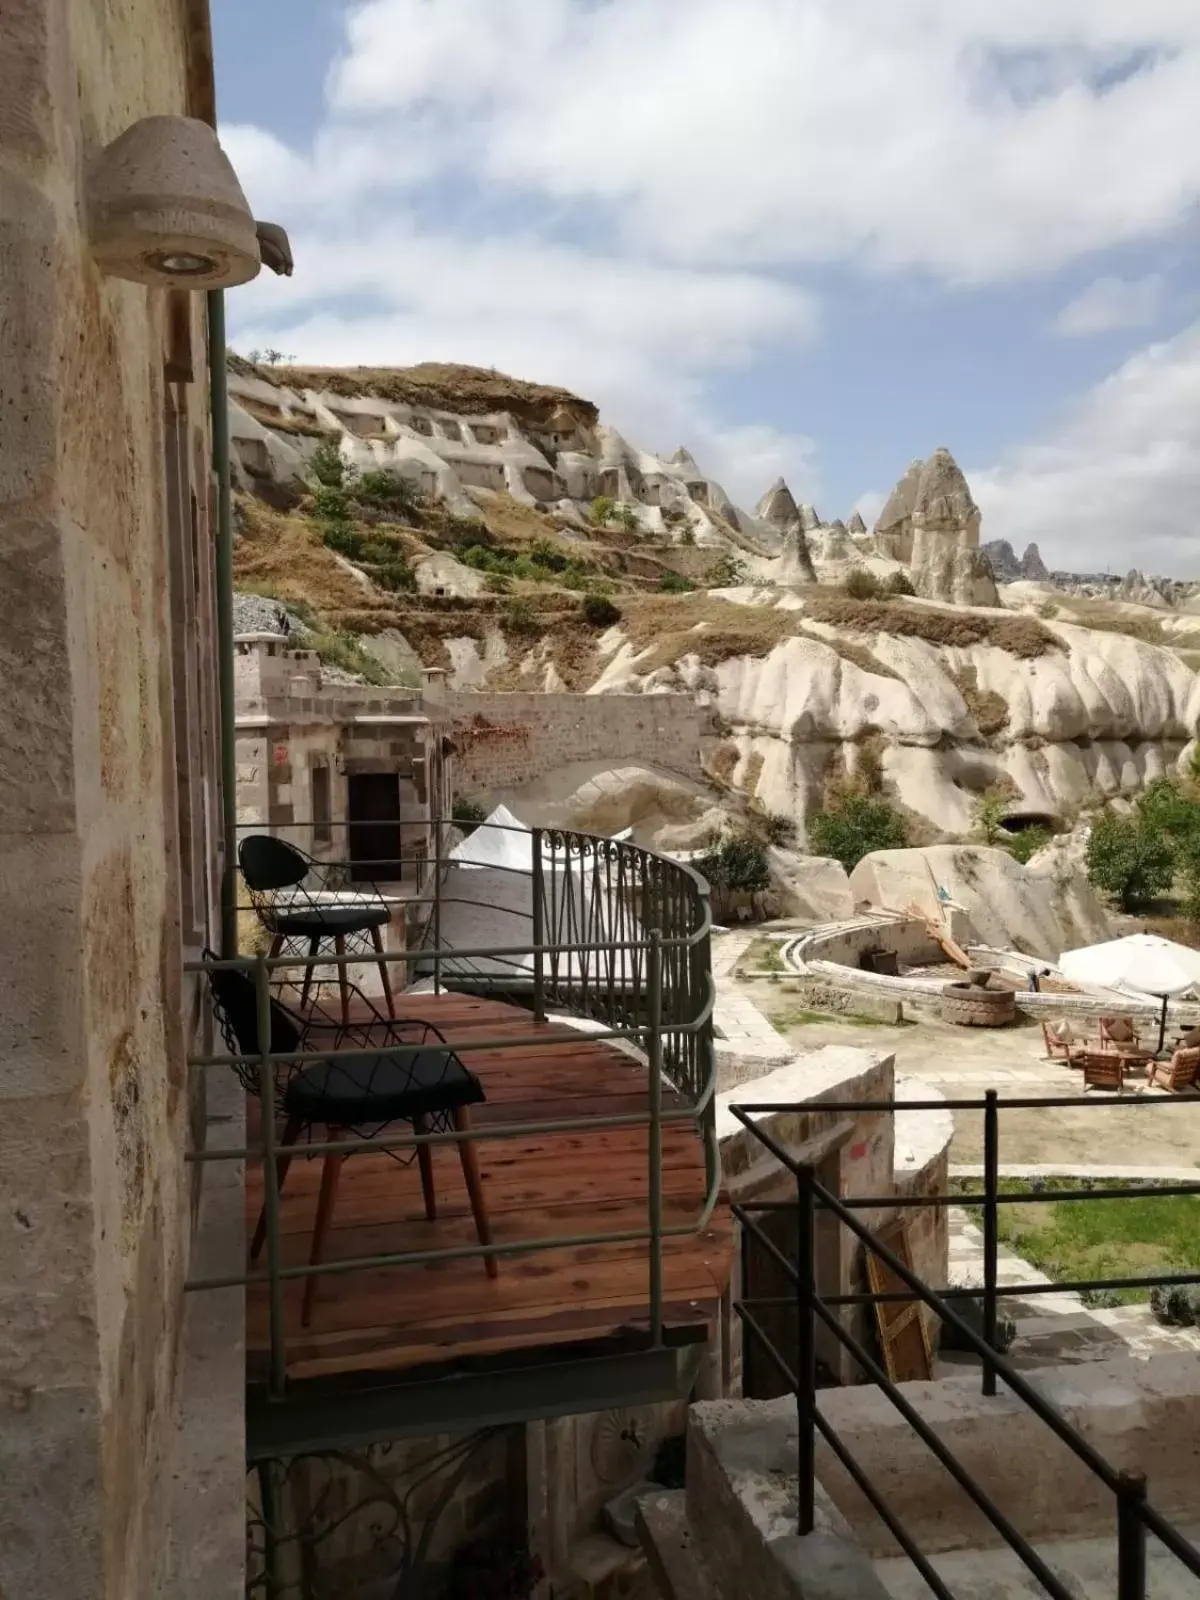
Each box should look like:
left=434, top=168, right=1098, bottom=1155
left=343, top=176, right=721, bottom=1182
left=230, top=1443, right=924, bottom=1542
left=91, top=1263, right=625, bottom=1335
left=0, top=3, right=221, bottom=1594
left=431, top=689, right=715, bottom=796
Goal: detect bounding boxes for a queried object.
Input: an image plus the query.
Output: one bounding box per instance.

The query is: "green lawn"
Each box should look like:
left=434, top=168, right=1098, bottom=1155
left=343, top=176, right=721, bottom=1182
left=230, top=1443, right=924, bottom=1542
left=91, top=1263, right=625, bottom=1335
left=951, top=1178, right=1200, bottom=1305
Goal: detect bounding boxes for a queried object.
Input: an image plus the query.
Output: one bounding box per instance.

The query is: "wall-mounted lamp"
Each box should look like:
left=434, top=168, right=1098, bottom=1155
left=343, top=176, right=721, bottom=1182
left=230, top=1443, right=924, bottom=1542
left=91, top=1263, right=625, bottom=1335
left=88, top=115, right=261, bottom=289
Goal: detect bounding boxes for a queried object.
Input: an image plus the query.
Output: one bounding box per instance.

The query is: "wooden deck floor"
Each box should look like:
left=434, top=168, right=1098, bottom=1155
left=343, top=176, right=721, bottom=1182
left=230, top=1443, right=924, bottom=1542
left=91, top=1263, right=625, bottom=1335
left=245, top=992, right=731, bottom=1384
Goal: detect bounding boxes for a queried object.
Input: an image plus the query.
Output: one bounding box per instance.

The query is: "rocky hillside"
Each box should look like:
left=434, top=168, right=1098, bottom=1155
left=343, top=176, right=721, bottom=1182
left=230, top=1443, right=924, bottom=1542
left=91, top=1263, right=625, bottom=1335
left=227, top=356, right=1200, bottom=843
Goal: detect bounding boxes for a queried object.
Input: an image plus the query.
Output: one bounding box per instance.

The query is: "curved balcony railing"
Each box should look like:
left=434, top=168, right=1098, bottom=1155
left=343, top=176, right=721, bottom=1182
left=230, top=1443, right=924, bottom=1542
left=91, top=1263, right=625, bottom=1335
left=188, top=815, right=720, bottom=1398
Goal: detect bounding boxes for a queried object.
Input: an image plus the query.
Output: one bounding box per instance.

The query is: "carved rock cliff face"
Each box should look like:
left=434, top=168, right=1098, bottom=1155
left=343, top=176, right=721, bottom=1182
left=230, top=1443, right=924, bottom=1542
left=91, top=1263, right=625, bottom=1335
left=881, top=448, right=999, bottom=607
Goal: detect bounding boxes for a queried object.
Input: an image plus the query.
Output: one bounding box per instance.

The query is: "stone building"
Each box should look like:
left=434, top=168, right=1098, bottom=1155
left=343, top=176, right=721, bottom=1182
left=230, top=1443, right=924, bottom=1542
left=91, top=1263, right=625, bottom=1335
left=0, top=2, right=269, bottom=1594
left=234, top=631, right=452, bottom=965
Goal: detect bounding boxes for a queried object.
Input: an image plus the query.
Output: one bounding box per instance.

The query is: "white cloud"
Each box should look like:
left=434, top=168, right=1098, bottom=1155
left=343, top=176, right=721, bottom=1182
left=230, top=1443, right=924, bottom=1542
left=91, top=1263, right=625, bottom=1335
left=1053, top=274, right=1166, bottom=336
left=972, top=321, right=1200, bottom=573
left=319, top=0, right=1200, bottom=283
left=226, top=218, right=820, bottom=505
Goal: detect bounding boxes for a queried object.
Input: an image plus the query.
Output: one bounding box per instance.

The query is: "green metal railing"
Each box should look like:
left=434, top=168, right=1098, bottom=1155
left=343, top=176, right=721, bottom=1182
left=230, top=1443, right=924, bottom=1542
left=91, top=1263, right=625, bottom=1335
left=188, top=817, right=719, bottom=1400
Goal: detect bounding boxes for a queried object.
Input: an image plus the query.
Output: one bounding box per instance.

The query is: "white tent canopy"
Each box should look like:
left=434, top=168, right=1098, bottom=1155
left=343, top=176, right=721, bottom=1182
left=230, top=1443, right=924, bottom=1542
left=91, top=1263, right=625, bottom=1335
left=423, top=807, right=645, bottom=991
left=1058, top=934, right=1200, bottom=1000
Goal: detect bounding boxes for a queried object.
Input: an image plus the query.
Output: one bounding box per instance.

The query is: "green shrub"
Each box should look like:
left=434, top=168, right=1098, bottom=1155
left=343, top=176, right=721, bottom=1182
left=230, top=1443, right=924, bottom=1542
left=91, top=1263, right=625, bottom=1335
left=312, top=482, right=352, bottom=523
left=295, top=628, right=390, bottom=685
left=843, top=568, right=882, bottom=600
left=759, top=810, right=798, bottom=847
left=529, top=536, right=568, bottom=573
left=590, top=495, right=615, bottom=525
left=886, top=570, right=916, bottom=596
left=694, top=833, right=770, bottom=894
left=614, top=503, right=640, bottom=532
left=452, top=796, right=487, bottom=836
left=357, top=468, right=422, bottom=519
left=657, top=570, right=696, bottom=593
left=808, top=793, right=909, bottom=872
left=504, top=597, right=540, bottom=635
left=1086, top=811, right=1175, bottom=912
left=309, top=440, right=347, bottom=488
left=1008, top=826, right=1051, bottom=865
left=581, top=595, right=622, bottom=628
left=973, top=787, right=1011, bottom=845
left=704, top=552, right=749, bottom=588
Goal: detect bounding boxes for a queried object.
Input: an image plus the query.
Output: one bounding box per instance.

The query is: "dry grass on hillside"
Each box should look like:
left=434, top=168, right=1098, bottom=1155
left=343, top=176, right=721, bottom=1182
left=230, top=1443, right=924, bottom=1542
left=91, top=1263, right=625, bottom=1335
left=804, top=594, right=1061, bottom=657
left=806, top=632, right=901, bottom=680
left=950, top=664, right=1010, bottom=739
left=233, top=497, right=397, bottom=619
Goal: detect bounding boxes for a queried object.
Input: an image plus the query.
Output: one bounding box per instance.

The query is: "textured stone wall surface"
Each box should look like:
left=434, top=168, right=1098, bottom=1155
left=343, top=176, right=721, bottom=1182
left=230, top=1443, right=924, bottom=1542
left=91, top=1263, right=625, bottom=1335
left=439, top=691, right=712, bottom=795
left=0, top=2, right=216, bottom=1594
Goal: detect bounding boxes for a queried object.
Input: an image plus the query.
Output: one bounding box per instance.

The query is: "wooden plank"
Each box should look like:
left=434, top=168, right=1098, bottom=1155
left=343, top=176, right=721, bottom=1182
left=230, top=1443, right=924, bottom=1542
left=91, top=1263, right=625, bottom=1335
left=243, top=991, right=732, bottom=1382
left=865, top=1217, right=933, bottom=1383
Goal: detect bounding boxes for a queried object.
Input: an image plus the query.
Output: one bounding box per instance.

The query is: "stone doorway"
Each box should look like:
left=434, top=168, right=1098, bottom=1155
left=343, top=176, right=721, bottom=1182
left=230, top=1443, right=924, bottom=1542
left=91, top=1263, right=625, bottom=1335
left=347, top=771, right=403, bottom=882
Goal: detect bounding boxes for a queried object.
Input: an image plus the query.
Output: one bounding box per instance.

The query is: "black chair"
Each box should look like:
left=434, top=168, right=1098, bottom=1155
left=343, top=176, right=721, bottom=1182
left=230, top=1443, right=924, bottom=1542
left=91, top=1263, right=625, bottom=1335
left=205, top=954, right=496, bottom=1328
left=239, top=833, right=396, bottom=1021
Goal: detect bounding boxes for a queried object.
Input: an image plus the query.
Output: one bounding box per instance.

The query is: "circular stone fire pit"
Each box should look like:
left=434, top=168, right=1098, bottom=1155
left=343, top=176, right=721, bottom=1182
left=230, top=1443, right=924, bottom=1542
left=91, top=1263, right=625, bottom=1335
left=941, top=979, right=1017, bottom=1028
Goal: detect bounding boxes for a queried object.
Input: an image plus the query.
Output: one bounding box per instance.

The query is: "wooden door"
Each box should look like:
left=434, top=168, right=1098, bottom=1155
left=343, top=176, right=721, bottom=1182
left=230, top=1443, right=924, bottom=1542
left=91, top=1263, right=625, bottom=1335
left=347, top=773, right=402, bottom=882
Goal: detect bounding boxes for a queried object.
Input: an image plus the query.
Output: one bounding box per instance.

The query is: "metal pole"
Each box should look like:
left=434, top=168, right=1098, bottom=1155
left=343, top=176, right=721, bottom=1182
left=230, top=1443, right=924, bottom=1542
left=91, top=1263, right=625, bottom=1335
left=207, top=290, right=239, bottom=958
left=255, top=954, right=287, bottom=1397
left=1116, top=1470, right=1147, bottom=1600
left=648, top=928, right=664, bottom=1347
left=432, top=811, right=443, bottom=996
left=532, top=828, right=546, bottom=1022
left=982, top=1088, right=999, bottom=1397
left=796, top=1164, right=816, bottom=1536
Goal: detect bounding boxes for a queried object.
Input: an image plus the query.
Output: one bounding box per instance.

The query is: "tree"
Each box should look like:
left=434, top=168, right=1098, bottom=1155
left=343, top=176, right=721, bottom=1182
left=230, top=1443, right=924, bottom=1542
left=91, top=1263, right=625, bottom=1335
left=704, top=552, right=748, bottom=587
left=581, top=595, right=622, bottom=628
left=694, top=833, right=770, bottom=894
left=808, top=793, right=908, bottom=872
left=973, top=787, right=1010, bottom=845
left=1008, top=826, right=1051, bottom=865
left=843, top=568, right=881, bottom=600
left=309, top=439, right=347, bottom=489
left=1085, top=811, right=1175, bottom=912
left=886, top=570, right=916, bottom=596
left=590, top=495, right=615, bottom=525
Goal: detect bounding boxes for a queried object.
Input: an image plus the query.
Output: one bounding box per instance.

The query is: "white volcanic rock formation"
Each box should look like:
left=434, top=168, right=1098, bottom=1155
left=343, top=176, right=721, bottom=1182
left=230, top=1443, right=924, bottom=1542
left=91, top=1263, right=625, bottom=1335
left=755, top=478, right=817, bottom=581
left=591, top=599, right=1200, bottom=840
left=878, top=449, right=999, bottom=607
left=226, top=360, right=778, bottom=554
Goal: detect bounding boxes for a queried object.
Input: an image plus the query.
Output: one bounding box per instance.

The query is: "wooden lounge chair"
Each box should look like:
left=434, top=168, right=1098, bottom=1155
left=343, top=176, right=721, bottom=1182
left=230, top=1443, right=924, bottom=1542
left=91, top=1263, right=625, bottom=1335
left=1100, top=1016, right=1146, bottom=1055
left=1042, top=1019, right=1079, bottom=1063
left=1146, top=1046, right=1200, bottom=1093
left=1078, top=1050, right=1126, bottom=1093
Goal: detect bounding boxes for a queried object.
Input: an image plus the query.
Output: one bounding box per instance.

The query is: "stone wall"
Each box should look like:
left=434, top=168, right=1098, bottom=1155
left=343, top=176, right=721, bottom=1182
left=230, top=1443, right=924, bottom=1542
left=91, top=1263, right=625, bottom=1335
left=0, top=3, right=221, bottom=1594
left=434, top=690, right=714, bottom=795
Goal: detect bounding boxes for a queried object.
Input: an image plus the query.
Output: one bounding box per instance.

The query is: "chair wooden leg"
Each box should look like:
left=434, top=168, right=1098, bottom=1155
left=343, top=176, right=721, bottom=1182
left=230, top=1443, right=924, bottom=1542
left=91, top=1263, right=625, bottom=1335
left=453, top=1106, right=497, bottom=1279
left=299, top=935, right=321, bottom=1012
left=251, top=1113, right=302, bottom=1262
left=370, top=923, right=396, bottom=1017
left=414, top=1114, right=437, bottom=1221
left=334, top=933, right=351, bottom=1025
left=302, top=1150, right=345, bottom=1328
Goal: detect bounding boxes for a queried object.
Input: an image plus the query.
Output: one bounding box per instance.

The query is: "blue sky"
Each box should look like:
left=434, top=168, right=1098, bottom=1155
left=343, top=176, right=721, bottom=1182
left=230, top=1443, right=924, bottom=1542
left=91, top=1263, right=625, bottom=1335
left=212, top=1, right=1200, bottom=574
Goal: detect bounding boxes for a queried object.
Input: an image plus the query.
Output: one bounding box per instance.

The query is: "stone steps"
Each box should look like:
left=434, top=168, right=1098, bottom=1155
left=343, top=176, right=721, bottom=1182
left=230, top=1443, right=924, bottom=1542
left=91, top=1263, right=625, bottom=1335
left=874, top=1524, right=1200, bottom=1598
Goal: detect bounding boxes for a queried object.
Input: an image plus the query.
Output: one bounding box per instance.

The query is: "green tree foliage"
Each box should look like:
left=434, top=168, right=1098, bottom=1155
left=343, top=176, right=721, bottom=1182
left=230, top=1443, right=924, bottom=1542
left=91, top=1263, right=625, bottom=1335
left=581, top=595, right=622, bottom=628
left=309, top=440, right=347, bottom=489
left=590, top=495, right=615, bottom=524
left=843, top=568, right=882, bottom=599
left=1085, top=811, right=1175, bottom=912
left=886, top=570, right=916, bottom=596
left=1008, top=825, right=1051, bottom=865
left=657, top=570, right=696, bottom=593
left=704, top=552, right=749, bottom=587
left=808, top=793, right=909, bottom=872
left=973, top=787, right=1011, bottom=845
left=694, top=833, right=771, bottom=894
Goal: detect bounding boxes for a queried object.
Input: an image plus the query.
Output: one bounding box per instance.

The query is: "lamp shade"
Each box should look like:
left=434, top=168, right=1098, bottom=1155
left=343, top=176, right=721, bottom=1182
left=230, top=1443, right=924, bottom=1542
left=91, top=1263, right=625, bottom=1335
left=88, top=115, right=261, bottom=289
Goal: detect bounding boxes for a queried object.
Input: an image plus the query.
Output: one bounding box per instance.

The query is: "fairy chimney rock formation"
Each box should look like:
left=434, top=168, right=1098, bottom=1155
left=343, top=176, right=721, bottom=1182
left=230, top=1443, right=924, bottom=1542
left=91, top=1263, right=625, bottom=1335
left=873, top=459, right=923, bottom=561
left=756, top=477, right=816, bottom=582
left=908, top=448, right=998, bottom=607
left=847, top=509, right=868, bottom=536
left=798, top=502, right=822, bottom=532
left=1021, top=542, right=1050, bottom=581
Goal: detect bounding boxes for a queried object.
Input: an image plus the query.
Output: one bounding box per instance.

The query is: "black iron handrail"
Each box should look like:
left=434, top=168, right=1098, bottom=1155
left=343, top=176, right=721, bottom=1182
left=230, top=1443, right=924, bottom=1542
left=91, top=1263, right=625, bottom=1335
left=728, top=1093, right=1200, bottom=1599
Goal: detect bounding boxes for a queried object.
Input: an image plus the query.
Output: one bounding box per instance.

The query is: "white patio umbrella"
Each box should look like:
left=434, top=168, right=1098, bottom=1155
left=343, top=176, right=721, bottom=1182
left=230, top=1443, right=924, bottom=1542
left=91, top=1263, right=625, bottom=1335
left=1058, top=933, right=1200, bottom=1051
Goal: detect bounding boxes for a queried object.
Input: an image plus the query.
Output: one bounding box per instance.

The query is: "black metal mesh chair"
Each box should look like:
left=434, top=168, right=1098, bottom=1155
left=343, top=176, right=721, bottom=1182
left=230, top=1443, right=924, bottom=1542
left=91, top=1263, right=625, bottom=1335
left=238, top=833, right=397, bottom=1021
left=205, top=954, right=496, bottom=1327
